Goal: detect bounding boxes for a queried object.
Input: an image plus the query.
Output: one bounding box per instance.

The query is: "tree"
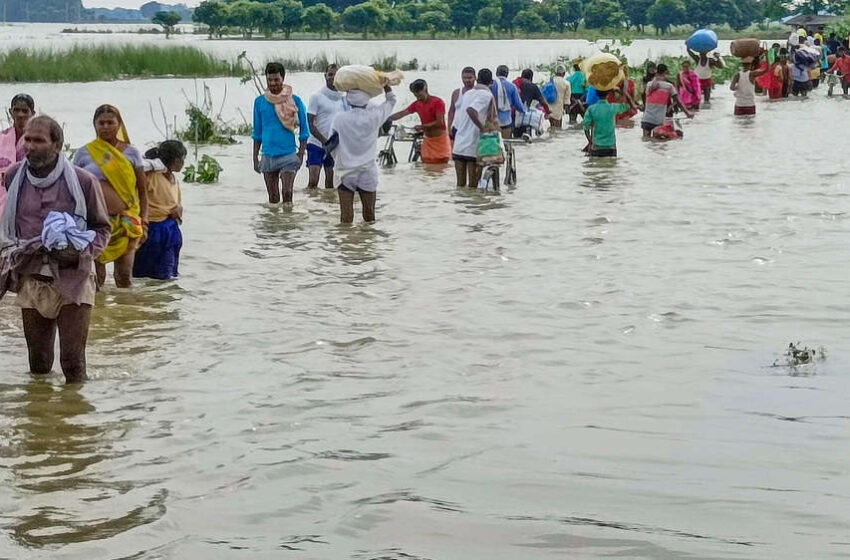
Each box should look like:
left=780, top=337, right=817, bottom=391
left=647, top=0, right=685, bottom=34
left=386, top=5, right=414, bottom=34
left=533, top=1, right=560, bottom=31
left=276, top=0, right=304, bottom=39
left=583, top=0, right=624, bottom=30
left=795, top=0, right=848, bottom=15
left=252, top=3, right=282, bottom=37
left=761, top=0, right=789, bottom=21
left=553, top=0, right=583, bottom=32
left=622, top=0, right=654, bottom=31
left=513, top=8, right=547, bottom=35
left=500, top=0, right=531, bottom=36
left=419, top=9, right=451, bottom=38
left=152, top=10, right=181, bottom=38
left=341, top=2, right=387, bottom=38
left=448, top=0, right=490, bottom=36
left=193, top=0, right=229, bottom=38
left=227, top=0, right=258, bottom=37
left=477, top=6, right=501, bottom=38
left=683, top=0, right=724, bottom=28
left=303, top=2, right=336, bottom=38
left=397, top=2, right=426, bottom=36
left=725, top=0, right=760, bottom=31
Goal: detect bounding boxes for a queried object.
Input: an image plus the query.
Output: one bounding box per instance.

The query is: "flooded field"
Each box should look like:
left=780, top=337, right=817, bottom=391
left=1, top=27, right=849, bottom=559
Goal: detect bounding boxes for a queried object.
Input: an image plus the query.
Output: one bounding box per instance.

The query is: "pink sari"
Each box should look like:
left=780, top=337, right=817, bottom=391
left=678, top=71, right=701, bottom=108
left=0, top=127, right=24, bottom=215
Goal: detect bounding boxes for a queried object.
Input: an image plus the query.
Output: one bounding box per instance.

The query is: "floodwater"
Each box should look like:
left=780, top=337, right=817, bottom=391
left=2, top=28, right=850, bottom=560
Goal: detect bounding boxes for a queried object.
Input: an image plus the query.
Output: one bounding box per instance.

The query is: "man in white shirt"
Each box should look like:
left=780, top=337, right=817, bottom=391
left=451, top=68, right=498, bottom=188
left=328, top=86, right=396, bottom=223
left=307, top=64, right=347, bottom=189
left=549, top=65, right=571, bottom=129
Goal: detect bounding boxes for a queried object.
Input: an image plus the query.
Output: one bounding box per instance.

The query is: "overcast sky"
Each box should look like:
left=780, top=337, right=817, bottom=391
left=82, top=1, right=199, bottom=8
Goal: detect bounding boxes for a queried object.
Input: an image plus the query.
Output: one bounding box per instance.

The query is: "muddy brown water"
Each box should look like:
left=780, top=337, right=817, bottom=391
left=1, top=30, right=849, bottom=559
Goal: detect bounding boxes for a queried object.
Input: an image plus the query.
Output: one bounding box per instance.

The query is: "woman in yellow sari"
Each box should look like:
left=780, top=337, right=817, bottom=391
left=73, top=105, right=148, bottom=288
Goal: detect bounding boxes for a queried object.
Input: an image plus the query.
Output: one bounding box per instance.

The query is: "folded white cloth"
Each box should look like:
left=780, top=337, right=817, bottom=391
left=41, top=211, right=95, bottom=251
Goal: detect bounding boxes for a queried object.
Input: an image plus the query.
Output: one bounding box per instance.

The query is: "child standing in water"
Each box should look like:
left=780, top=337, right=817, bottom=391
left=134, top=140, right=187, bottom=280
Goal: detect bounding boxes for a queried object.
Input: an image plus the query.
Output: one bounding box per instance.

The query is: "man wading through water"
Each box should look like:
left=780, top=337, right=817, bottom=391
left=252, top=62, right=310, bottom=204
left=0, top=116, right=110, bottom=383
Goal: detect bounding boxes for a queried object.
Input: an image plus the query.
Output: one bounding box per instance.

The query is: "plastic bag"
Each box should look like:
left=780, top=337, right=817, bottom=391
left=333, top=65, right=404, bottom=97
left=581, top=53, right=625, bottom=91
left=541, top=78, right=558, bottom=103
left=686, top=29, right=718, bottom=53
left=477, top=132, right=504, bottom=165
left=517, top=109, right=545, bottom=134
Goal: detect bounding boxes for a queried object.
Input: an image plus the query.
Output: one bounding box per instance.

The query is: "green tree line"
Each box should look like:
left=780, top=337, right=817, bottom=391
left=191, top=0, right=848, bottom=40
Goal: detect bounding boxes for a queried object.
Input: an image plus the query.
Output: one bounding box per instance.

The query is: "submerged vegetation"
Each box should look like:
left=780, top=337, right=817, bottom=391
left=0, top=45, right=244, bottom=83
left=183, top=155, right=223, bottom=184
left=771, top=342, right=826, bottom=376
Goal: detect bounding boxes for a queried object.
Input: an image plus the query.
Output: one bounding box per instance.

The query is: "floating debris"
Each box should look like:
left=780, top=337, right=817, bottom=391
left=772, top=342, right=826, bottom=371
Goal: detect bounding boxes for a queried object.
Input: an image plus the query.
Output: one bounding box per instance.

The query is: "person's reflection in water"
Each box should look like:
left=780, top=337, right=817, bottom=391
left=580, top=157, right=621, bottom=191
left=3, top=381, right=166, bottom=548
left=250, top=205, right=310, bottom=254
left=451, top=186, right=509, bottom=215
left=327, top=225, right=386, bottom=267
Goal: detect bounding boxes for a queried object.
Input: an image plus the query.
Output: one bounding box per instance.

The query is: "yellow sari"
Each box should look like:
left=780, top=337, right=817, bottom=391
left=87, top=138, right=143, bottom=264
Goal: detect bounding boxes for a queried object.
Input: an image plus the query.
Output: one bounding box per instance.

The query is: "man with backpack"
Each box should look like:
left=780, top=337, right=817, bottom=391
left=490, top=65, right=527, bottom=139
left=544, top=65, right=571, bottom=129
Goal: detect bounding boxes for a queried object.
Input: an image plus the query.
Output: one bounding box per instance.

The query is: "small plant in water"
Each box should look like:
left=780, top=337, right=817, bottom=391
left=183, top=155, right=222, bottom=184
left=772, top=342, right=826, bottom=370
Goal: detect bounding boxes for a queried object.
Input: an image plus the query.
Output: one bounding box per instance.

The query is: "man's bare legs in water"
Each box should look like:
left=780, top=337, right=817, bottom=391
left=338, top=187, right=376, bottom=224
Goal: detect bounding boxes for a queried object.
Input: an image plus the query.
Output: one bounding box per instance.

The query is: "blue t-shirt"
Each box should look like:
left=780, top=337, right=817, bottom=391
left=489, top=78, right=526, bottom=127
left=252, top=94, right=310, bottom=157
left=585, top=87, right=600, bottom=106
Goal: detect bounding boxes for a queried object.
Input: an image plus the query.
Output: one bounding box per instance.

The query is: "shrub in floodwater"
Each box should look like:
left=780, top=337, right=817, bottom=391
left=175, top=83, right=248, bottom=145
left=771, top=342, right=826, bottom=373
left=371, top=55, right=419, bottom=72
left=183, top=154, right=222, bottom=184
left=0, top=45, right=243, bottom=83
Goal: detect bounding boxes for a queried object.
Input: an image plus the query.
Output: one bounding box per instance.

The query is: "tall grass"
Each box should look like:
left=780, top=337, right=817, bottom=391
left=0, top=45, right=244, bottom=83
left=271, top=53, right=351, bottom=73
left=265, top=53, right=420, bottom=73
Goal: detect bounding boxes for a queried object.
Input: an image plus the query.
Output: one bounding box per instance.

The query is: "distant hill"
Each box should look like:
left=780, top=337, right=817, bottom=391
left=0, top=0, right=193, bottom=23
left=1, top=0, right=86, bottom=22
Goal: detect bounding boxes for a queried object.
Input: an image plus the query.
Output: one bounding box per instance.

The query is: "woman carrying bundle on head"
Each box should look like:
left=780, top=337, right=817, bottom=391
left=133, top=140, right=187, bottom=281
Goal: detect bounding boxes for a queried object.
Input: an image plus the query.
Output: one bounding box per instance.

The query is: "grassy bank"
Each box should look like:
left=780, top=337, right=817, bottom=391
left=0, top=45, right=243, bottom=83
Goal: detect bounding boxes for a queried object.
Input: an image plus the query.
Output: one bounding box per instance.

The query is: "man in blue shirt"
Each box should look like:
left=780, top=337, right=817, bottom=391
left=491, top=65, right=526, bottom=139
left=252, top=62, right=310, bottom=204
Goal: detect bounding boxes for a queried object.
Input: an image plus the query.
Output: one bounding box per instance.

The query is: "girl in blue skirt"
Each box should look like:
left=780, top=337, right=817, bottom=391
left=133, top=140, right=187, bottom=280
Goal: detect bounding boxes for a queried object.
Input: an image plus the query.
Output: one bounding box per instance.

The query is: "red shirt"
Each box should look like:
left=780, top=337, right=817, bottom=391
left=830, top=56, right=850, bottom=76
left=407, top=96, right=446, bottom=131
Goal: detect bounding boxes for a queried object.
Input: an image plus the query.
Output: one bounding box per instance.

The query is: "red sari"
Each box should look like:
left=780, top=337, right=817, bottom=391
left=758, top=63, right=789, bottom=99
